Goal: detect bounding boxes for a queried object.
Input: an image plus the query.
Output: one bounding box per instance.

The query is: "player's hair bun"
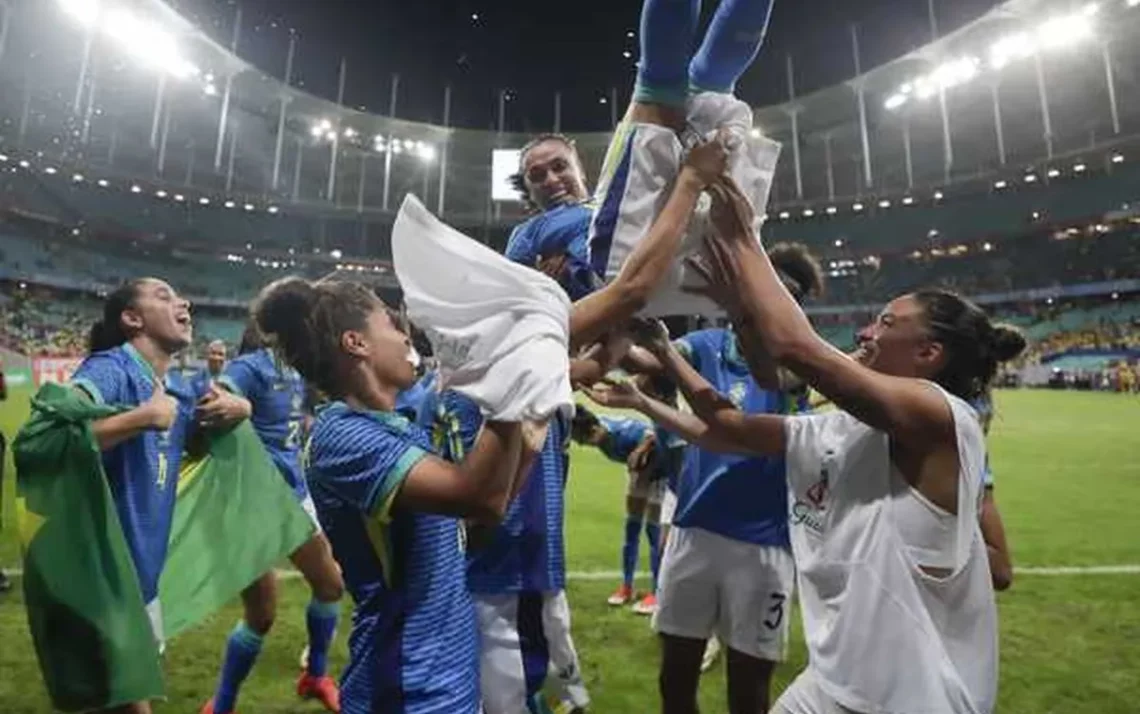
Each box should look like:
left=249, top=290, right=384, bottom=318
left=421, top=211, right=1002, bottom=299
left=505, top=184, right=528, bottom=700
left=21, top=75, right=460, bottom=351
left=989, top=323, right=1028, bottom=363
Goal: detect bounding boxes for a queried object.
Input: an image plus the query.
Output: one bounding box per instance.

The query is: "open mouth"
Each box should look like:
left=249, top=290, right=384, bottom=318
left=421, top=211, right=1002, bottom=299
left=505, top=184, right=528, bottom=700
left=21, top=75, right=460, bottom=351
left=175, top=313, right=192, bottom=329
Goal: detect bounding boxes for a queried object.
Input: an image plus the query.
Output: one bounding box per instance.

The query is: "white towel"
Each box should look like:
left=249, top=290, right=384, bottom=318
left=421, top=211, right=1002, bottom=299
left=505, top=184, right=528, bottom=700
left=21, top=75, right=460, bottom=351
left=392, top=195, right=574, bottom=422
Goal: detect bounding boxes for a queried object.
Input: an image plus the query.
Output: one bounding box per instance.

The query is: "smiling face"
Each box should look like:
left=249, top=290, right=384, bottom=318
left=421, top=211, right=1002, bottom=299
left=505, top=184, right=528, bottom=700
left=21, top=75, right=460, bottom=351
left=340, top=302, right=418, bottom=392
left=521, top=138, right=589, bottom=211
left=852, top=294, right=945, bottom=380
left=120, top=278, right=193, bottom=354
left=206, top=340, right=227, bottom=374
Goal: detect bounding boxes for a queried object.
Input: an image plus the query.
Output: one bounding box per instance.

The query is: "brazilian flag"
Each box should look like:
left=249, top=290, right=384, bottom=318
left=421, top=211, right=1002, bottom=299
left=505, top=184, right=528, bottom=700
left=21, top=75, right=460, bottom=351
left=15, top=382, right=314, bottom=712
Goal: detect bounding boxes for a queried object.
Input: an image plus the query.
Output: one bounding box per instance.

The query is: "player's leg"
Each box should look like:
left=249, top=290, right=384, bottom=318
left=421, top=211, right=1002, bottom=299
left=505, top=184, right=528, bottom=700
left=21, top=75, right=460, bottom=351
left=717, top=542, right=795, bottom=714
left=289, top=527, right=345, bottom=711
left=652, top=527, right=718, bottom=713
left=542, top=590, right=591, bottom=713
left=611, top=469, right=650, bottom=606
left=634, top=479, right=665, bottom=615
left=476, top=593, right=547, bottom=714
left=203, top=572, right=277, bottom=714
left=688, top=0, right=776, bottom=95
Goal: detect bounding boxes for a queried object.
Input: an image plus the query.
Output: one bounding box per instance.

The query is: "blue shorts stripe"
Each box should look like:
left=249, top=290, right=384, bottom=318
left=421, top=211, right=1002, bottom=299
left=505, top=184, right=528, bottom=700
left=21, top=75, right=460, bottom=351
left=517, top=592, right=550, bottom=699
left=588, top=129, right=637, bottom=279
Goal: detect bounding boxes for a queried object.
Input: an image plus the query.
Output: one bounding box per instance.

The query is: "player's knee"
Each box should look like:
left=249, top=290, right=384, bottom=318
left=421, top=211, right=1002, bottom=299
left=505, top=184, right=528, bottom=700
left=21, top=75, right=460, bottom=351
left=311, top=566, right=345, bottom=603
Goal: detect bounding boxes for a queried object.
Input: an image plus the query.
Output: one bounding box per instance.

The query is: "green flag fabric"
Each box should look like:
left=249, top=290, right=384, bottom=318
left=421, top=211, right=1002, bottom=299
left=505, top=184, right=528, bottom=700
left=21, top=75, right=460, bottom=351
left=15, top=382, right=316, bottom=712
left=14, top=383, right=164, bottom=712
left=160, top=420, right=316, bottom=638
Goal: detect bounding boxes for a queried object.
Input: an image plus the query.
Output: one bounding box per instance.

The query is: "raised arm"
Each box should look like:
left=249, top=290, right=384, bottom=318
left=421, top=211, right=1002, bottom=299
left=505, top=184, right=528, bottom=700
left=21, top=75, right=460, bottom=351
left=568, top=137, right=728, bottom=351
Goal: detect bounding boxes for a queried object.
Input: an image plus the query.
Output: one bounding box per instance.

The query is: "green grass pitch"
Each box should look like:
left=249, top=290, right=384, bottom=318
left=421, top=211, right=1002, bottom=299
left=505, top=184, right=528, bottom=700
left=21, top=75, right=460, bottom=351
left=1, top=388, right=1139, bottom=712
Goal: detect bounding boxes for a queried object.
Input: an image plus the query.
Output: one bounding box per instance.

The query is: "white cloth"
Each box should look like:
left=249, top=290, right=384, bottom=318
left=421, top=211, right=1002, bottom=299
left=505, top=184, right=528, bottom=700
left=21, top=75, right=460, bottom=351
left=392, top=195, right=574, bottom=422
left=782, top=386, right=997, bottom=714
left=587, top=92, right=781, bottom=318
left=652, top=526, right=794, bottom=662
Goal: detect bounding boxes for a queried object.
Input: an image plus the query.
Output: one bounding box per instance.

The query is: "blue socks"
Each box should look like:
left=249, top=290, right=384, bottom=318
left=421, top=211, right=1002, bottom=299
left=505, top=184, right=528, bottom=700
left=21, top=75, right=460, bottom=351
left=645, top=521, right=662, bottom=592
left=634, top=0, right=702, bottom=107
left=690, top=0, right=775, bottom=94
left=622, top=517, right=643, bottom=588
left=305, top=598, right=340, bottom=678
left=213, top=621, right=263, bottom=713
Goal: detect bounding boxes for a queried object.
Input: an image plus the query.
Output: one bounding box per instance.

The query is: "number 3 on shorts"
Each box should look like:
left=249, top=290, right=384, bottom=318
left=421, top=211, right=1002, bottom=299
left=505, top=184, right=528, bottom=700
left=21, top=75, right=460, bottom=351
left=763, top=592, right=787, bottom=631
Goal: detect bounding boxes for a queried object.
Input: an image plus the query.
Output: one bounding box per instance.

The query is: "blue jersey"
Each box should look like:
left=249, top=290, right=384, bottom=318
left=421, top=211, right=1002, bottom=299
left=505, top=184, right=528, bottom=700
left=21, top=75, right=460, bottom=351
left=307, top=403, right=478, bottom=714
left=654, top=424, right=687, bottom=492
left=506, top=202, right=597, bottom=300
left=71, top=344, right=196, bottom=602
left=221, top=349, right=308, bottom=498
left=189, top=367, right=221, bottom=400
left=396, top=371, right=437, bottom=422
left=596, top=416, right=650, bottom=464
left=420, top=389, right=568, bottom=594
left=672, top=329, right=792, bottom=547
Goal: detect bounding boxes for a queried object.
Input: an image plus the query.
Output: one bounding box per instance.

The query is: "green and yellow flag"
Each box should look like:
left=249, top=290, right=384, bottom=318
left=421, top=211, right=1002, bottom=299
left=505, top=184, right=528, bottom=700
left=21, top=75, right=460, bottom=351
left=15, top=382, right=314, bottom=712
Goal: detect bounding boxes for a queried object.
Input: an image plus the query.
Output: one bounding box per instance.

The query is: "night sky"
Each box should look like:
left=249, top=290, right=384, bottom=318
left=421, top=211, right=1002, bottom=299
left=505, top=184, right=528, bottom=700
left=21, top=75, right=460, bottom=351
left=172, top=0, right=1002, bottom=132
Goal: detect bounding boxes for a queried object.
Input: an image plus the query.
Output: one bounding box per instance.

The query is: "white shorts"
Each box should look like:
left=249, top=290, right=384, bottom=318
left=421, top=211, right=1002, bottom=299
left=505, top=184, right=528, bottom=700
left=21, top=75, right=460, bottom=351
left=652, top=526, right=794, bottom=662
left=474, top=590, right=590, bottom=713
left=660, top=488, right=678, bottom=526
left=772, top=669, right=860, bottom=714
left=299, top=493, right=323, bottom=532
left=627, top=469, right=666, bottom=506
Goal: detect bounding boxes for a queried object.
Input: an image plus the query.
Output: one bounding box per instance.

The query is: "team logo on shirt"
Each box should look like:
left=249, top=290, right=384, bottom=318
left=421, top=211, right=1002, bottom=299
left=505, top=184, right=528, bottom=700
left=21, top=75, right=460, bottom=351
left=791, top=449, right=832, bottom=535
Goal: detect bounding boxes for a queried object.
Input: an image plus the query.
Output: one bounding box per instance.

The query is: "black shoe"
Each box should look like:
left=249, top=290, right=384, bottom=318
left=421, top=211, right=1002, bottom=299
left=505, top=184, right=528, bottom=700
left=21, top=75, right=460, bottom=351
left=0, top=570, right=11, bottom=593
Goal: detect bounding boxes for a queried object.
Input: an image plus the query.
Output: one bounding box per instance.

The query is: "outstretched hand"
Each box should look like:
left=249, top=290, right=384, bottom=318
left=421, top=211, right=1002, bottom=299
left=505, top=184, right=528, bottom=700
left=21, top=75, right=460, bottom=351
left=627, top=317, right=672, bottom=355
left=708, top=175, right=757, bottom=246
left=583, top=378, right=646, bottom=412
left=682, top=130, right=732, bottom=187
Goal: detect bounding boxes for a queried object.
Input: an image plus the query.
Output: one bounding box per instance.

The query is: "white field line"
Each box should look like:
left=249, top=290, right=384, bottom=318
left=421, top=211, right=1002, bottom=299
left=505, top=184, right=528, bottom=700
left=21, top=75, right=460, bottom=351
left=4, top=565, right=1140, bottom=581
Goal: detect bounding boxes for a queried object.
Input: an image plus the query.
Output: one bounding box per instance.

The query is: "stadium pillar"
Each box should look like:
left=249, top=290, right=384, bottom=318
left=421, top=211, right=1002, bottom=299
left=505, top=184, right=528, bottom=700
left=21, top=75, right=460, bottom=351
left=850, top=25, right=873, bottom=190
left=327, top=58, right=347, bottom=204
left=271, top=34, right=297, bottom=192
left=150, top=74, right=166, bottom=150
left=928, top=0, right=953, bottom=183
left=437, top=85, right=451, bottom=216
left=382, top=73, right=399, bottom=212
left=554, top=92, right=563, bottom=133
left=81, top=52, right=98, bottom=146
left=1033, top=53, right=1054, bottom=159
left=214, top=6, right=242, bottom=171
left=225, top=123, right=238, bottom=192
left=357, top=153, right=368, bottom=214
left=610, top=87, right=618, bottom=128
left=990, top=81, right=1006, bottom=167
left=0, top=0, right=10, bottom=70
left=824, top=133, right=835, bottom=201
left=495, top=89, right=506, bottom=221
left=158, top=106, right=172, bottom=176
left=16, top=73, right=29, bottom=148
left=902, top=118, right=914, bottom=190
left=73, top=18, right=95, bottom=114
left=1101, top=42, right=1120, bottom=136
left=291, top=137, right=304, bottom=203
left=786, top=55, right=803, bottom=201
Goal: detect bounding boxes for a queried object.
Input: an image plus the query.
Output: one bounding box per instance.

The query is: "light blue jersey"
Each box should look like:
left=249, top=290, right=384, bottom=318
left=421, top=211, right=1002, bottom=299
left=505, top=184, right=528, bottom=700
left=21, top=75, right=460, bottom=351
left=506, top=202, right=597, bottom=300
left=221, top=349, right=308, bottom=498
left=307, top=403, right=478, bottom=713
left=596, top=416, right=651, bottom=464
left=672, top=328, right=793, bottom=548
left=419, top=389, right=568, bottom=594
left=71, top=344, right=196, bottom=602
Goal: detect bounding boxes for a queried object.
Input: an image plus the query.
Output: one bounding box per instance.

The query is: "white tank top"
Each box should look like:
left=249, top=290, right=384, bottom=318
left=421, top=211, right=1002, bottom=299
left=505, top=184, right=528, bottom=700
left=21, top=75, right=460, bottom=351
left=783, top=386, right=997, bottom=714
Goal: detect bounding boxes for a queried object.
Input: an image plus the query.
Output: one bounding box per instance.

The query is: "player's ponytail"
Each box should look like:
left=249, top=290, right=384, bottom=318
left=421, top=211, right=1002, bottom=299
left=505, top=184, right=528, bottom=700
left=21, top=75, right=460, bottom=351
left=253, top=277, right=384, bottom=398
left=88, top=280, right=147, bottom=354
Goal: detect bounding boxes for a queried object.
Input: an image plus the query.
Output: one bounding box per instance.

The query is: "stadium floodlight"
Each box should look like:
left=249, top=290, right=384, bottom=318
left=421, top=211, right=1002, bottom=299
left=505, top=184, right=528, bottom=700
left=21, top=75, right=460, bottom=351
left=884, top=93, right=907, bottom=110
left=1025, top=174, right=1038, bottom=183
left=749, top=128, right=761, bottom=139
left=18, top=160, right=30, bottom=168
left=878, top=199, right=891, bottom=208
left=1111, top=153, right=1124, bottom=163
left=344, top=127, right=357, bottom=139
left=1074, top=162, right=1087, bottom=172
left=1036, top=10, right=1096, bottom=49
left=778, top=211, right=790, bottom=219
left=852, top=202, right=864, bottom=212
left=244, top=203, right=255, bottom=211
left=392, top=143, right=404, bottom=155
left=310, top=125, right=323, bottom=138
left=44, top=167, right=58, bottom=175
left=902, top=196, right=914, bottom=205
left=330, top=249, right=343, bottom=259
left=97, top=179, right=109, bottom=187
left=224, top=200, right=236, bottom=208
left=325, top=131, right=337, bottom=141
left=983, top=242, right=993, bottom=251
left=989, top=32, right=1034, bottom=70
left=418, top=144, right=437, bottom=162
left=174, top=194, right=184, bottom=202
left=130, top=184, right=141, bottom=193
left=834, top=239, right=844, bottom=247
left=994, top=180, right=1007, bottom=189
left=933, top=190, right=944, bottom=200
left=204, top=83, right=218, bottom=96
left=0, top=154, right=8, bottom=162
left=199, top=197, right=210, bottom=205
left=803, top=208, right=815, bottom=217
left=72, top=174, right=84, bottom=182
left=102, top=8, right=199, bottom=80
left=826, top=206, right=837, bottom=215
left=59, top=0, right=100, bottom=27
left=1129, top=0, right=1140, bottom=7
left=268, top=206, right=280, bottom=214
left=1047, top=168, right=1061, bottom=177
left=156, top=190, right=167, bottom=198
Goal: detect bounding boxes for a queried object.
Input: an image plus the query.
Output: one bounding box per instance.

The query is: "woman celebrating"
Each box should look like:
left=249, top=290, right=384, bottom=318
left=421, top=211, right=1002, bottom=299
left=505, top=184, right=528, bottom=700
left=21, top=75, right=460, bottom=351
left=252, top=277, right=528, bottom=714
left=592, top=176, right=1025, bottom=714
